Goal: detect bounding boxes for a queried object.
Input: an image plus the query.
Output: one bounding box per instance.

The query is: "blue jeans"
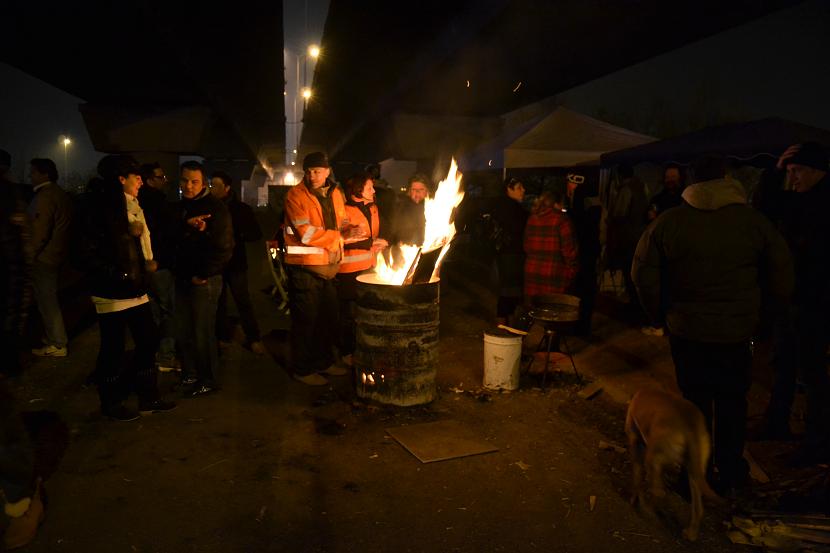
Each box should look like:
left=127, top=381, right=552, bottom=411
left=176, top=275, right=222, bottom=386
left=148, top=269, right=176, bottom=362
left=31, top=262, right=67, bottom=348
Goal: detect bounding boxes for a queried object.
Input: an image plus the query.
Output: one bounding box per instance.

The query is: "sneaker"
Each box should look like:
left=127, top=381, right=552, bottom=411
left=31, top=344, right=67, bottom=357
left=138, top=399, right=177, bottom=415
left=187, top=384, right=218, bottom=398
left=157, top=357, right=180, bottom=373
left=102, top=404, right=140, bottom=422
left=250, top=341, right=268, bottom=355
left=293, top=372, right=329, bottom=386
left=3, top=481, right=45, bottom=550
left=640, top=326, right=665, bottom=337
left=321, top=364, right=348, bottom=376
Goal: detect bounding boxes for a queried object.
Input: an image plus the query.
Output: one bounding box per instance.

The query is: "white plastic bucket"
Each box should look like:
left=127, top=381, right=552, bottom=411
left=483, top=330, right=523, bottom=391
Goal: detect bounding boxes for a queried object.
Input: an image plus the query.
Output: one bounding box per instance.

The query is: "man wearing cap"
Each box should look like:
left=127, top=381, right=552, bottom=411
left=761, top=142, right=830, bottom=465
left=283, top=152, right=349, bottom=385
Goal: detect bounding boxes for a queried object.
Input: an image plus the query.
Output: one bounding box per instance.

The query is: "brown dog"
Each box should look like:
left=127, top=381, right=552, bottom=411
left=625, top=389, right=721, bottom=541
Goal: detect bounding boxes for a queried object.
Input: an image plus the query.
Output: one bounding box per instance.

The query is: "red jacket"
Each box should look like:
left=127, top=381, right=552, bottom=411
left=283, top=180, right=345, bottom=266
left=523, top=207, right=579, bottom=299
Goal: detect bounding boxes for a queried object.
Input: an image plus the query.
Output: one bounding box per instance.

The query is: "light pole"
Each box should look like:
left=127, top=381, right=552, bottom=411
left=60, top=135, right=71, bottom=184
left=288, top=44, right=320, bottom=165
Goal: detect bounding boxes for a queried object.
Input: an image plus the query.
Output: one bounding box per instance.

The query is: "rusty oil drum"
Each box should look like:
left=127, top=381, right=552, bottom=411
left=354, top=274, right=439, bottom=406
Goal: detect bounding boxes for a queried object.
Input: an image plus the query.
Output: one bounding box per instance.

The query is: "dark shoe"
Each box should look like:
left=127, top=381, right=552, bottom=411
left=321, top=364, right=348, bottom=376
left=102, top=404, right=140, bottom=422
left=187, top=384, right=218, bottom=398
left=3, top=480, right=45, bottom=550
left=293, top=372, right=328, bottom=386
left=138, top=399, right=177, bottom=415
left=181, top=376, right=198, bottom=386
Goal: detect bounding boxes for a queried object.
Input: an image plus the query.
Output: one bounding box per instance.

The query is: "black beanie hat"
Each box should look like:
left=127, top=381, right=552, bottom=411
left=782, top=142, right=829, bottom=172
left=303, top=151, right=330, bottom=170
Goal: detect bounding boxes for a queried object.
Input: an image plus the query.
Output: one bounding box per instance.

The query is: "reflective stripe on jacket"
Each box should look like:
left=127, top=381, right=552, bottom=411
left=283, top=180, right=345, bottom=266
left=339, top=200, right=379, bottom=274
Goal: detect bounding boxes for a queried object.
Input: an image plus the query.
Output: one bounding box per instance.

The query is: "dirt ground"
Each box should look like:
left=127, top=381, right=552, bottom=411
left=3, top=237, right=820, bottom=553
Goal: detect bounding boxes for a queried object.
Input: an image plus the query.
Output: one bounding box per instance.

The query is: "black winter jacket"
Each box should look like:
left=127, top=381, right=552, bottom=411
left=138, top=185, right=176, bottom=270
left=173, top=188, right=234, bottom=282
left=223, top=191, right=262, bottom=273
left=632, top=178, right=793, bottom=343
left=81, top=188, right=150, bottom=299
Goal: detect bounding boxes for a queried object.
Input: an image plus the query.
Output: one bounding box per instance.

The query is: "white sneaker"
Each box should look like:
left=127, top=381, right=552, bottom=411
left=293, top=373, right=329, bottom=386
left=31, top=344, right=67, bottom=357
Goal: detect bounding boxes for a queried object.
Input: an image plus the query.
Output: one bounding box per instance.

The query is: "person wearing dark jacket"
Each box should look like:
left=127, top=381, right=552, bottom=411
left=1, top=150, right=32, bottom=376
left=607, top=164, right=647, bottom=313
left=490, top=177, right=528, bottom=324
left=566, top=172, right=602, bottom=336
left=174, top=161, right=234, bottom=396
left=761, top=142, right=830, bottom=465
left=138, top=163, right=178, bottom=369
left=83, top=155, right=176, bottom=421
left=632, top=156, right=793, bottom=495
left=646, top=164, right=686, bottom=222
left=209, top=171, right=266, bottom=354
left=393, top=174, right=429, bottom=246
left=27, top=158, right=72, bottom=357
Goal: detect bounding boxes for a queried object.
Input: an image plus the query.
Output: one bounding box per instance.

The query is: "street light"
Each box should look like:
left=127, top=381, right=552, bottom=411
left=59, top=135, right=71, bottom=184
left=286, top=44, right=321, bottom=165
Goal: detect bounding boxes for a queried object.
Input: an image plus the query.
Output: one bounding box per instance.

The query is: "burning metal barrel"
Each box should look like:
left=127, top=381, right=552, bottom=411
left=354, top=273, right=439, bottom=406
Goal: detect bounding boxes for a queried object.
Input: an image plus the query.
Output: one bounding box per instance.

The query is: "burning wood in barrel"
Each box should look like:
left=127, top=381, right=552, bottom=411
left=353, top=159, right=464, bottom=406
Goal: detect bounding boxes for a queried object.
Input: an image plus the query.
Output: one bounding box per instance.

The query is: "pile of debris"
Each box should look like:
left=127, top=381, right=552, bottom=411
left=727, top=469, right=830, bottom=551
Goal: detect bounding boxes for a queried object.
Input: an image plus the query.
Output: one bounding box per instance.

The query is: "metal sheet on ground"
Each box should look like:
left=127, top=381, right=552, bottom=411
left=386, top=420, right=499, bottom=463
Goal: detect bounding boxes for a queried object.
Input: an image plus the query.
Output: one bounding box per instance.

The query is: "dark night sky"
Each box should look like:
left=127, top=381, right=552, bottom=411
left=557, top=0, right=830, bottom=137
left=1, top=0, right=829, bottom=185
left=0, top=62, right=102, bottom=184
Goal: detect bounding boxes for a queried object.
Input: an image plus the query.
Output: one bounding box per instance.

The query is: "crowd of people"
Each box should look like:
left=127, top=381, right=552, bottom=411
left=486, top=143, right=829, bottom=498
left=1, top=140, right=829, bottom=546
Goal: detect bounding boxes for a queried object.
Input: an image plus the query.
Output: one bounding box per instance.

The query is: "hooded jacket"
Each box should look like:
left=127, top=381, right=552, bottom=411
left=632, top=178, right=793, bottom=343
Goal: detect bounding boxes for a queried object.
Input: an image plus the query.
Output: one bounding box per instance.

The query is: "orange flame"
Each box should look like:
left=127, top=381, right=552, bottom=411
left=373, top=159, right=464, bottom=285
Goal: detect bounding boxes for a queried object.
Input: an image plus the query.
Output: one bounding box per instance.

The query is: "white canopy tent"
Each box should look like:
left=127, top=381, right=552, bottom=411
left=458, top=106, right=655, bottom=171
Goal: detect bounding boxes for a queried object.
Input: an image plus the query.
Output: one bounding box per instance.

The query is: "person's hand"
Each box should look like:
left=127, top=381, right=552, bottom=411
left=342, top=224, right=369, bottom=242
left=191, top=276, right=207, bottom=285
left=187, top=214, right=211, bottom=232
left=371, top=238, right=389, bottom=252
left=145, top=260, right=158, bottom=273
left=777, top=143, right=802, bottom=170
left=129, top=221, right=145, bottom=237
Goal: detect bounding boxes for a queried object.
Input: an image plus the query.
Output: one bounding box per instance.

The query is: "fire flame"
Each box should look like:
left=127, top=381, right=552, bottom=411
left=373, top=158, right=464, bottom=285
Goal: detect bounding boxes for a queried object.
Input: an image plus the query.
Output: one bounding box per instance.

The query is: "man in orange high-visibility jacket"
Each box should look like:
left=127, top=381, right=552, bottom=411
left=283, top=152, right=350, bottom=386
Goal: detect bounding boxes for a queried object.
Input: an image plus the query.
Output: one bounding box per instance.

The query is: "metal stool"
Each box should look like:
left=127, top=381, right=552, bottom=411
left=524, top=294, right=581, bottom=387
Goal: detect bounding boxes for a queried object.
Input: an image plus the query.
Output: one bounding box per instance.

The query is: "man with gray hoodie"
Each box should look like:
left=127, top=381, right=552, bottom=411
left=632, top=156, right=793, bottom=496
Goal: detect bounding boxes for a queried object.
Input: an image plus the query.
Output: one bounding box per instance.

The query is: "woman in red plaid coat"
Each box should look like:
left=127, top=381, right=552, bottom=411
left=523, top=191, right=579, bottom=301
